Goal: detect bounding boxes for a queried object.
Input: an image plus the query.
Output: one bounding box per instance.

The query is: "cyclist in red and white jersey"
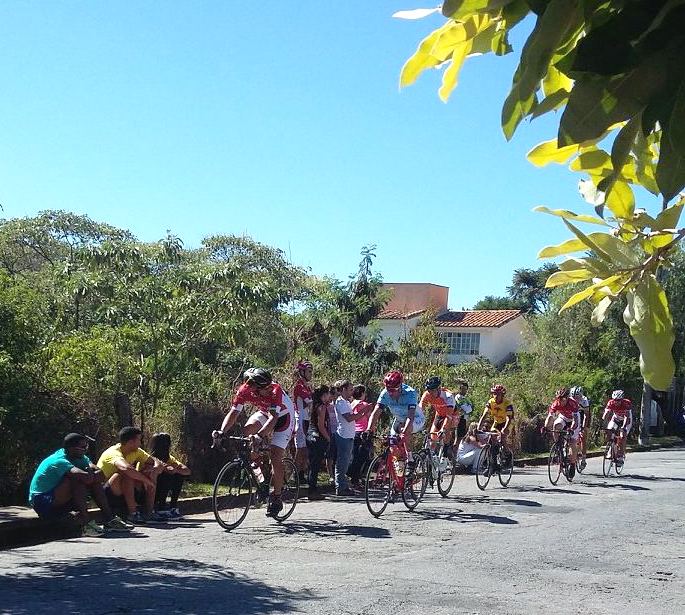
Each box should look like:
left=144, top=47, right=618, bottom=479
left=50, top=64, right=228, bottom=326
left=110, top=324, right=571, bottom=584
left=543, top=387, right=580, bottom=479
left=292, top=360, right=314, bottom=474
left=213, top=368, right=295, bottom=517
left=602, top=390, right=632, bottom=466
left=570, top=385, right=591, bottom=471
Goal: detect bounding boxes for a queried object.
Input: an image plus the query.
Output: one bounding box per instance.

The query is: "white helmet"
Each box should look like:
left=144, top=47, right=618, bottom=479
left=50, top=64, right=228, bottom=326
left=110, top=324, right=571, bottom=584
left=570, top=386, right=583, bottom=397
left=611, top=389, right=624, bottom=399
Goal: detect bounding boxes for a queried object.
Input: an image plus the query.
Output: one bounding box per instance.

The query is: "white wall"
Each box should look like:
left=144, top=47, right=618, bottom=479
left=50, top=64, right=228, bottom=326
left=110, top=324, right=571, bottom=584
left=371, top=317, right=422, bottom=350
left=441, top=317, right=526, bottom=366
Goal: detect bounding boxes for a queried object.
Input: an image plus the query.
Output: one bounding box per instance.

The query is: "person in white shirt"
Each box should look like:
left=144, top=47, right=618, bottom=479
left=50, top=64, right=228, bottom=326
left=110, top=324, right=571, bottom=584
left=456, top=423, right=484, bottom=473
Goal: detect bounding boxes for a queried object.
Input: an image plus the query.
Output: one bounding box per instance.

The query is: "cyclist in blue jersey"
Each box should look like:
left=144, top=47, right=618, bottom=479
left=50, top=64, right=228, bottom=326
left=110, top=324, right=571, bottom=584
left=367, top=371, right=426, bottom=457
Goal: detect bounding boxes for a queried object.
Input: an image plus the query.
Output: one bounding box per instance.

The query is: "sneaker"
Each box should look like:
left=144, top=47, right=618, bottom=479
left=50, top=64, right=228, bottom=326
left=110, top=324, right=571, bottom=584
left=127, top=511, right=146, bottom=525
left=579, top=459, right=587, bottom=472
left=567, top=464, right=576, bottom=481
left=335, top=488, right=355, bottom=497
left=144, top=511, right=168, bottom=523
left=307, top=489, right=324, bottom=501
left=167, top=508, right=183, bottom=520
left=82, top=520, right=106, bottom=537
left=265, top=498, right=283, bottom=518
left=103, top=515, right=133, bottom=532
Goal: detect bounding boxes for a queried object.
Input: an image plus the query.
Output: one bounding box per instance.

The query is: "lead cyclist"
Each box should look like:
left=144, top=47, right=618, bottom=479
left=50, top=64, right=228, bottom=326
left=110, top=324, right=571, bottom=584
left=570, top=385, right=590, bottom=471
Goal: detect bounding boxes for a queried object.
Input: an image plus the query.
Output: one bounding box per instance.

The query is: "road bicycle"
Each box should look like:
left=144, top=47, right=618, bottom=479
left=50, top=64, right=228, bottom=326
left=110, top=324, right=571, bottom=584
left=364, top=434, right=428, bottom=517
left=546, top=428, right=576, bottom=485
left=415, top=430, right=455, bottom=498
left=474, top=430, right=514, bottom=490
left=603, top=427, right=627, bottom=477
left=211, top=434, right=299, bottom=530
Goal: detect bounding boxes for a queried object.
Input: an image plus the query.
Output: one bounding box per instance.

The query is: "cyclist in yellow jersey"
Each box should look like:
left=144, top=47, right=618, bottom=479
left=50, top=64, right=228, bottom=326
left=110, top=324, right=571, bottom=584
left=478, top=384, right=514, bottom=443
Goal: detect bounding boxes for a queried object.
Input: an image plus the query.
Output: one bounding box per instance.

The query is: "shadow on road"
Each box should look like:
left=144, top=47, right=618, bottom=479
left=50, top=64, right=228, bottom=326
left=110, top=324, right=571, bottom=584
left=414, top=509, right=518, bottom=525
left=580, top=481, right=650, bottom=491
left=623, top=474, right=685, bottom=483
left=507, top=486, right=588, bottom=495
left=451, top=495, right=542, bottom=507
left=0, top=557, right=318, bottom=614
left=256, top=518, right=392, bottom=539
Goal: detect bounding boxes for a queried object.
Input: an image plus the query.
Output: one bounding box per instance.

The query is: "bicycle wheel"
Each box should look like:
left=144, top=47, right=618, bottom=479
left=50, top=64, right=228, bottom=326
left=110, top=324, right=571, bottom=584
left=602, top=443, right=613, bottom=477
left=498, top=446, right=514, bottom=488
left=213, top=461, right=253, bottom=531
left=615, top=444, right=625, bottom=476
left=402, top=452, right=428, bottom=510
left=365, top=453, right=392, bottom=517
left=437, top=451, right=456, bottom=497
left=272, top=457, right=299, bottom=522
left=475, top=444, right=492, bottom=491
left=547, top=444, right=562, bottom=486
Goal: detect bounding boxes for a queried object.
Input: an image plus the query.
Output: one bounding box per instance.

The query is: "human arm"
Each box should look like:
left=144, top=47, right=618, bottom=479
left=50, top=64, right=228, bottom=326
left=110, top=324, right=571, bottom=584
left=112, top=458, right=155, bottom=489
left=217, top=406, right=241, bottom=434
left=317, top=407, right=330, bottom=441
left=367, top=403, right=384, bottom=433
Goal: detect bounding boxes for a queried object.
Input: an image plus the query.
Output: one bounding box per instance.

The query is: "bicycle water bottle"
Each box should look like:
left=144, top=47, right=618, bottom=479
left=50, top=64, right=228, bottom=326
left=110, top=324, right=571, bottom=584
left=251, top=462, right=265, bottom=483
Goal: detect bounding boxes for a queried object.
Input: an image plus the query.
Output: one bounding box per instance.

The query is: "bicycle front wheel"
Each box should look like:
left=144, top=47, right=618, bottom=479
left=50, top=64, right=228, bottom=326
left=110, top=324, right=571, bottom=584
left=547, top=444, right=562, bottom=486
left=402, top=453, right=428, bottom=510
left=475, top=444, right=492, bottom=491
left=498, top=446, right=514, bottom=488
left=437, top=452, right=456, bottom=497
left=213, top=461, right=253, bottom=531
left=602, top=444, right=613, bottom=477
left=273, top=456, right=299, bottom=522
left=615, top=446, right=625, bottom=476
left=365, top=453, right=392, bottom=517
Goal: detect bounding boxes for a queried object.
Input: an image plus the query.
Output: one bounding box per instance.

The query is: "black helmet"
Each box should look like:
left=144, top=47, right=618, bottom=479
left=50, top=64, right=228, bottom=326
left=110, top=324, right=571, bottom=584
left=243, top=368, right=272, bottom=388
left=425, top=376, right=441, bottom=391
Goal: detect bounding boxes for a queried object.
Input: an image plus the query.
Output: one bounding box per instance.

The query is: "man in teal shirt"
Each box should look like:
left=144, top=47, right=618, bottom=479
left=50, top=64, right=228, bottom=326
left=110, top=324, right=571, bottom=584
left=29, top=433, right=132, bottom=536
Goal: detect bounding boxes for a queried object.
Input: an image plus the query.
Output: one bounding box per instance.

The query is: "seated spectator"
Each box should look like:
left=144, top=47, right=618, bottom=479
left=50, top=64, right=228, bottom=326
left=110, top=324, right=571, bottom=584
left=97, top=426, right=166, bottom=525
left=455, top=423, right=484, bottom=473
left=29, top=433, right=132, bottom=536
left=348, top=384, right=373, bottom=487
left=306, top=385, right=332, bottom=500
left=149, top=432, right=191, bottom=519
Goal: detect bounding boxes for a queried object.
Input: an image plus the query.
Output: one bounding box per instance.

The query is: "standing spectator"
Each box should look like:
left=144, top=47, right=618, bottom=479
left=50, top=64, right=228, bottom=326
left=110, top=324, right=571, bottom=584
left=149, top=432, right=191, bottom=519
left=97, top=426, right=166, bottom=525
left=348, top=384, right=373, bottom=487
left=29, top=433, right=132, bottom=535
left=326, top=383, right=339, bottom=484
left=306, top=385, right=332, bottom=500
left=333, top=380, right=362, bottom=496
left=292, top=360, right=314, bottom=481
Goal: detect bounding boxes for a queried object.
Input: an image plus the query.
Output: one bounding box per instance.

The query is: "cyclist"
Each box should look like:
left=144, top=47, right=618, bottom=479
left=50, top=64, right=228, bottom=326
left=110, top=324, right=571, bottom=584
left=478, top=384, right=514, bottom=443
left=213, top=368, right=295, bottom=518
left=570, top=385, right=591, bottom=471
left=602, top=390, right=632, bottom=466
left=292, top=360, right=314, bottom=476
left=454, top=379, right=475, bottom=448
left=367, top=370, right=426, bottom=466
left=419, top=376, right=456, bottom=453
left=543, top=387, right=580, bottom=480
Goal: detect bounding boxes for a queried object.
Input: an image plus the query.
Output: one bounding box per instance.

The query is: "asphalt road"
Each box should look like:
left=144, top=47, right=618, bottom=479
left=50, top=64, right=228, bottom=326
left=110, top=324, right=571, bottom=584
left=1, top=448, right=684, bottom=615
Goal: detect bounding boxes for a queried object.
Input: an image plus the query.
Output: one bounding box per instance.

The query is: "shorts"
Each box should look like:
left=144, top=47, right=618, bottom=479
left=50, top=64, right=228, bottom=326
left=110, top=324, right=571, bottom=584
left=492, top=420, right=508, bottom=432
left=293, top=414, right=307, bottom=449
left=389, top=412, right=426, bottom=436
left=432, top=411, right=458, bottom=430
left=608, top=415, right=632, bottom=435
left=553, top=415, right=581, bottom=441
left=31, top=489, right=74, bottom=520
left=245, top=408, right=296, bottom=450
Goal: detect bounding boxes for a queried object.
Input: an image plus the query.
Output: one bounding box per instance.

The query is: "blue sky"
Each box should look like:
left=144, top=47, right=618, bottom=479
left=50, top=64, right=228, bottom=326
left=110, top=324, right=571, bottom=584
left=0, top=2, right=596, bottom=308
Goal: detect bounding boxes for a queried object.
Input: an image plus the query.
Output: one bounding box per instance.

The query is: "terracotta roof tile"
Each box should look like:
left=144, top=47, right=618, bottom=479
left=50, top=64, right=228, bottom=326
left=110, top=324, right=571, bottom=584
left=377, top=309, right=426, bottom=320
left=435, top=310, right=523, bottom=328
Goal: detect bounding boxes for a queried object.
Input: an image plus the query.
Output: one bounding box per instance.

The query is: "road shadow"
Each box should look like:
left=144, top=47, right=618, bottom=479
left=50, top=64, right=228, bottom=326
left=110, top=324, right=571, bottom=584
left=252, top=518, right=391, bottom=539
left=450, top=495, right=542, bottom=508
left=623, top=474, right=685, bottom=483
left=0, top=557, right=318, bottom=614
left=580, top=481, right=650, bottom=492
left=507, top=485, right=588, bottom=495
left=413, top=509, right=518, bottom=525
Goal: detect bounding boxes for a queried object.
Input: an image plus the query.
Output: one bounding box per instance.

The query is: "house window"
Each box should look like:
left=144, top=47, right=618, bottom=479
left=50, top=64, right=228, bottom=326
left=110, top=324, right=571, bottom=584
left=439, top=331, right=480, bottom=355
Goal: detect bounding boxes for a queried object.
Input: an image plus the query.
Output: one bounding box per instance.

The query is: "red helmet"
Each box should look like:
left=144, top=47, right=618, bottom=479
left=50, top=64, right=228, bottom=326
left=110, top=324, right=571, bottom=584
left=296, top=360, right=313, bottom=372
left=555, top=387, right=570, bottom=399
left=491, top=384, right=506, bottom=396
left=384, top=370, right=404, bottom=390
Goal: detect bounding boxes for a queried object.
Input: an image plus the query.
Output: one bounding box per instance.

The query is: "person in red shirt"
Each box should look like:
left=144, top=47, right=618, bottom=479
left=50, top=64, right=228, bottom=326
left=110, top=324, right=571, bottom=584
left=292, top=360, right=314, bottom=476
left=602, top=390, right=633, bottom=465
left=543, top=387, right=580, bottom=479
left=213, top=368, right=295, bottom=518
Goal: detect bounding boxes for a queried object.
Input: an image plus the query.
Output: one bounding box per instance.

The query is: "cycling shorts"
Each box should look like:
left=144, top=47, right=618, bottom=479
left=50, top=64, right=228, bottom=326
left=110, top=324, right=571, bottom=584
left=245, top=408, right=295, bottom=450
left=553, top=415, right=580, bottom=442
left=293, top=414, right=307, bottom=449
left=608, top=414, right=632, bottom=435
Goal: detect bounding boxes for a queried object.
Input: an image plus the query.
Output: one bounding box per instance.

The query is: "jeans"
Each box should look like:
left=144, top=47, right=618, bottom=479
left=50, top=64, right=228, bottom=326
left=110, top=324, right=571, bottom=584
left=349, top=433, right=372, bottom=483
left=334, top=434, right=354, bottom=491
left=307, top=436, right=328, bottom=491
left=155, top=473, right=185, bottom=509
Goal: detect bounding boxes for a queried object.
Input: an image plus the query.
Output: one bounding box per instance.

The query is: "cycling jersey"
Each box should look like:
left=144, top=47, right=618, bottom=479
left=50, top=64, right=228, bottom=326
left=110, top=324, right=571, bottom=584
left=485, top=396, right=514, bottom=424
left=293, top=378, right=313, bottom=421
left=548, top=397, right=580, bottom=421
left=377, top=383, right=424, bottom=423
left=605, top=398, right=631, bottom=418
left=232, top=382, right=292, bottom=419
left=419, top=388, right=455, bottom=418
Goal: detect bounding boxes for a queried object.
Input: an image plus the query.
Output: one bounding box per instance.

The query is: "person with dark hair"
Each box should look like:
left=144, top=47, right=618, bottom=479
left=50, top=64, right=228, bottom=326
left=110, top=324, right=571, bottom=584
left=97, top=426, right=166, bottom=525
left=29, top=433, right=132, bottom=535
left=305, top=385, right=332, bottom=500
left=149, top=432, right=191, bottom=519
left=348, top=384, right=373, bottom=488
left=325, top=383, right=339, bottom=483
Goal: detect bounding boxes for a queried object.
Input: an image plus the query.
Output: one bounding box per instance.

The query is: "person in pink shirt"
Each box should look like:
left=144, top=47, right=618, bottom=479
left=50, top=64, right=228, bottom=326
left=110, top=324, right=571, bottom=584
left=348, top=384, right=373, bottom=488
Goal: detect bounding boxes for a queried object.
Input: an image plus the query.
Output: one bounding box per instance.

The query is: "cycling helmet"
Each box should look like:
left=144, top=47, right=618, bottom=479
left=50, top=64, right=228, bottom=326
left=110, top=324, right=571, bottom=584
left=243, top=368, right=272, bottom=388
left=570, top=386, right=584, bottom=397
left=555, top=387, right=570, bottom=399
left=611, top=389, right=625, bottom=399
left=384, top=370, right=404, bottom=390
left=296, top=360, right=313, bottom=374
left=491, top=384, right=506, bottom=396
left=425, top=376, right=441, bottom=390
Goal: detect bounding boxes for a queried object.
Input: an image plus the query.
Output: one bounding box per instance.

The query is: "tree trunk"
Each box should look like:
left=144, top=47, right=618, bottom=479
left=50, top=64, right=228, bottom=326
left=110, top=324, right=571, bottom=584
left=113, top=393, right=133, bottom=429
left=639, top=382, right=652, bottom=445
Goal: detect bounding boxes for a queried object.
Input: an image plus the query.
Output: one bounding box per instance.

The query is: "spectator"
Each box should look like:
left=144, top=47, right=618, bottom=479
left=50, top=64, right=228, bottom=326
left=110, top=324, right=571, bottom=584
left=455, top=422, right=484, bottom=473
left=334, top=380, right=362, bottom=496
left=149, top=432, right=191, bottom=519
left=29, top=433, right=132, bottom=536
left=97, top=426, right=166, bottom=525
left=325, top=383, right=339, bottom=484
left=348, top=384, right=373, bottom=487
left=306, top=385, right=332, bottom=500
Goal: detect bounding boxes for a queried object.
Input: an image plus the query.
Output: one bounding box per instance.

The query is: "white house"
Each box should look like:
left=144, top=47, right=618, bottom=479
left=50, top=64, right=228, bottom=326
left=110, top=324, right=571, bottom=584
left=374, top=283, right=526, bottom=366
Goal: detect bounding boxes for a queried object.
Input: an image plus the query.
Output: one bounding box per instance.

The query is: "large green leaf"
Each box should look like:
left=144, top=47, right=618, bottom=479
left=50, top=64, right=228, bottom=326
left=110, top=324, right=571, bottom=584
left=527, top=139, right=579, bottom=166
left=623, top=277, right=675, bottom=391
left=559, top=274, right=622, bottom=311
left=400, top=23, right=453, bottom=88
left=545, top=269, right=594, bottom=288
left=439, top=42, right=472, bottom=102
left=563, top=220, right=638, bottom=266
left=653, top=201, right=684, bottom=231
left=656, top=76, right=685, bottom=203
left=605, top=179, right=635, bottom=220
left=533, top=206, right=609, bottom=226
left=442, top=0, right=516, bottom=19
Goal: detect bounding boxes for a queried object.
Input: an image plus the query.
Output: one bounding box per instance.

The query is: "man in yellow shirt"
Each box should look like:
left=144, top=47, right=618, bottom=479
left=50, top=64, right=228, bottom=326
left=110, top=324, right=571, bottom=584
left=97, top=426, right=165, bottom=524
left=478, top=384, right=514, bottom=439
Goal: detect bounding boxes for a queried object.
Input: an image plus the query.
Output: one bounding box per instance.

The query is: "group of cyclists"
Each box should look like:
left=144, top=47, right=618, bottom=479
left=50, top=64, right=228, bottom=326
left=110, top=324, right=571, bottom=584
left=211, top=360, right=634, bottom=518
